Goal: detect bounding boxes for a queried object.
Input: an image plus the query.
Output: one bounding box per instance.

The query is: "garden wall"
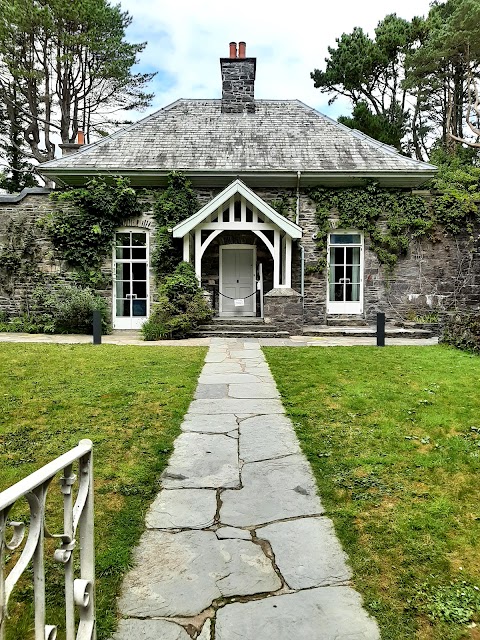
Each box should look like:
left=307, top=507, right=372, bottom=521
left=1, top=187, right=479, bottom=326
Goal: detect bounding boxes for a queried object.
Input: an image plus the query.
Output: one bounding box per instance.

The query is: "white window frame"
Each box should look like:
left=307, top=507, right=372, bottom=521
left=326, top=231, right=364, bottom=315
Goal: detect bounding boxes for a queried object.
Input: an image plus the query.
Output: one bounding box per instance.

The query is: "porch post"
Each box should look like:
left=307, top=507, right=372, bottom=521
left=194, top=229, right=202, bottom=282
left=273, top=230, right=281, bottom=288
left=183, top=234, right=190, bottom=262
left=285, top=236, right=292, bottom=288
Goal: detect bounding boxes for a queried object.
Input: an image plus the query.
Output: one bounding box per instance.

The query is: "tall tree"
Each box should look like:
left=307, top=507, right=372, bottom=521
left=404, top=0, right=478, bottom=152
left=0, top=0, right=154, bottom=166
left=311, top=14, right=426, bottom=154
left=0, top=83, right=38, bottom=192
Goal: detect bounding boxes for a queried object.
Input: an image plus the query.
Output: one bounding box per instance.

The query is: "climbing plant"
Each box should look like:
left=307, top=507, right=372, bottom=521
left=151, top=172, right=199, bottom=279
left=0, top=217, right=41, bottom=297
left=307, top=178, right=480, bottom=274
left=429, top=148, right=480, bottom=236
left=269, top=193, right=296, bottom=222
left=42, top=177, right=144, bottom=286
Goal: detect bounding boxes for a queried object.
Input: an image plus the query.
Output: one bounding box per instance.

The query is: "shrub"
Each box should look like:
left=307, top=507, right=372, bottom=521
left=0, top=285, right=110, bottom=335
left=40, top=285, right=110, bottom=334
left=142, top=262, right=212, bottom=340
left=441, top=312, right=480, bottom=355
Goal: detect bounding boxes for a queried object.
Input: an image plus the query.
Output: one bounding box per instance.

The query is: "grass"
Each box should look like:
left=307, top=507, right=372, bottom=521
left=263, top=345, right=480, bottom=640
left=0, top=343, right=207, bottom=640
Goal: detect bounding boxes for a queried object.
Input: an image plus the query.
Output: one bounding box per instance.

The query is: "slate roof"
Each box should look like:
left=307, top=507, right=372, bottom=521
left=40, top=100, right=436, bottom=186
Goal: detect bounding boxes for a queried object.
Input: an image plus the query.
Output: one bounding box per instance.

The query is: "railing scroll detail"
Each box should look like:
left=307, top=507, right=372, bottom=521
left=0, top=439, right=95, bottom=640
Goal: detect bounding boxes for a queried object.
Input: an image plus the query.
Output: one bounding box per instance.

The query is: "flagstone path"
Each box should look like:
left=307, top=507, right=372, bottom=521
left=112, top=339, right=380, bottom=640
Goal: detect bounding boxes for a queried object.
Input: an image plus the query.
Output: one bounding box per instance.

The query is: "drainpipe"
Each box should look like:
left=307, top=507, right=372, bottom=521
left=295, top=170, right=301, bottom=226
left=300, top=244, right=305, bottom=302
left=296, top=171, right=305, bottom=306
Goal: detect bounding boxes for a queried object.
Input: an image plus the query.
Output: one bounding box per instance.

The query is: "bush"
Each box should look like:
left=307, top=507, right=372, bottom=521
left=142, top=262, right=212, bottom=340
left=0, top=285, right=110, bottom=335
left=39, top=285, right=110, bottom=334
left=441, top=312, right=480, bottom=355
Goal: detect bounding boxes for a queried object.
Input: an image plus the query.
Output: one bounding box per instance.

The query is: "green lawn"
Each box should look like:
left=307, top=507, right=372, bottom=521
left=0, top=343, right=207, bottom=640
left=264, top=345, right=480, bottom=640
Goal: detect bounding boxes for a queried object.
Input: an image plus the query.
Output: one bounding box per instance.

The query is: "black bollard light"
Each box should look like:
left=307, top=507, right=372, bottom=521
left=93, top=309, right=102, bottom=345
left=376, top=312, right=385, bottom=347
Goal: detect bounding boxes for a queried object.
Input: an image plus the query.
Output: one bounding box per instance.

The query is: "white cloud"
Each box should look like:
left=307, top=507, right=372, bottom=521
left=120, top=0, right=433, bottom=119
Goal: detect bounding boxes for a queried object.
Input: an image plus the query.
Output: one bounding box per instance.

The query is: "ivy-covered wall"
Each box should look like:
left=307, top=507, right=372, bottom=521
left=297, top=189, right=480, bottom=323
left=0, top=189, right=157, bottom=320
left=1, top=185, right=479, bottom=327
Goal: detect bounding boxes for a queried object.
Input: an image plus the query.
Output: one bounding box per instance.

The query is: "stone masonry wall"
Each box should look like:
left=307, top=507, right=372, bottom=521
left=220, top=58, right=256, bottom=114
left=0, top=190, right=157, bottom=319
left=298, top=189, right=480, bottom=323
left=1, top=186, right=479, bottom=326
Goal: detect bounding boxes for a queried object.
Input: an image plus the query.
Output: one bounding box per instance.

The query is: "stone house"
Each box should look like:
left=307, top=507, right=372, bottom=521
left=1, top=42, right=479, bottom=332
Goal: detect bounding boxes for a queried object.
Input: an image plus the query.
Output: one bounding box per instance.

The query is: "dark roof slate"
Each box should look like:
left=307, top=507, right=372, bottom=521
left=41, top=99, right=436, bottom=174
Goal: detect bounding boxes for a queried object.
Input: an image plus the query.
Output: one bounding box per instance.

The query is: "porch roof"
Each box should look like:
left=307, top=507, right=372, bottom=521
left=172, top=179, right=302, bottom=239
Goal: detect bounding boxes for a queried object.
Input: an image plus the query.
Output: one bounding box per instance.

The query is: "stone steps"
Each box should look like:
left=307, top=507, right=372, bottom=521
left=192, top=330, right=291, bottom=338
left=191, top=318, right=289, bottom=339
left=326, top=315, right=369, bottom=327
left=303, top=324, right=435, bottom=338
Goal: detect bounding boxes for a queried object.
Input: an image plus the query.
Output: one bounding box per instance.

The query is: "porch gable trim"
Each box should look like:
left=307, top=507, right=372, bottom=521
left=172, top=179, right=302, bottom=239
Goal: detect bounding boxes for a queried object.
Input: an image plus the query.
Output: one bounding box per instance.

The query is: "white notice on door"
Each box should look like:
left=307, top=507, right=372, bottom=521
left=234, top=299, right=245, bottom=307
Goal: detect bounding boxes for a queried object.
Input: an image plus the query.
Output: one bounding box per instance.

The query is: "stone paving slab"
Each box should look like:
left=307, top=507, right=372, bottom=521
left=229, top=350, right=264, bottom=359
left=118, top=530, right=281, bottom=617
left=195, top=383, right=228, bottom=399
left=215, top=587, right=380, bottom=640
left=257, top=517, right=352, bottom=589
left=199, top=373, right=262, bottom=384
left=113, top=618, right=191, bottom=640
left=189, top=398, right=285, bottom=414
left=161, top=433, right=239, bottom=488
left=216, top=526, right=252, bottom=540
left=239, top=415, right=300, bottom=463
left=197, top=620, right=211, bottom=640
left=112, top=338, right=380, bottom=639
left=220, top=455, right=323, bottom=527
left=228, top=382, right=280, bottom=398
left=181, top=414, right=238, bottom=433
left=201, top=362, right=244, bottom=374
left=146, top=489, right=217, bottom=529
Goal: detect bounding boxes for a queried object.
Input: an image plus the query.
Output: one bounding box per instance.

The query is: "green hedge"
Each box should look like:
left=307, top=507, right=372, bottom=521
left=441, top=313, right=480, bottom=354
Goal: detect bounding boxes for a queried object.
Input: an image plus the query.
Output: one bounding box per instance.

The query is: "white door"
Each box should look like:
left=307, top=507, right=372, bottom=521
left=220, top=247, right=255, bottom=317
left=113, top=230, right=149, bottom=329
left=327, top=232, right=363, bottom=314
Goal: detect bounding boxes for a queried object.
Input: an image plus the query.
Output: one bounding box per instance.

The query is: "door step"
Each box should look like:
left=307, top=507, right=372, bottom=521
left=191, top=318, right=289, bottom=339
left=303, top=324, right=435, bottom=338
left=326, top=315, right=369, bottom=327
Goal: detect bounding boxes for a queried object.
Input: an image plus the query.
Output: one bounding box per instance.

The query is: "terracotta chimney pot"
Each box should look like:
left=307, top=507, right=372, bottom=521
left=77, top=130, right=85, bottom=145
left=229, top=41, right=237, bottom=58
left=238, top=42, right=246, bottom=58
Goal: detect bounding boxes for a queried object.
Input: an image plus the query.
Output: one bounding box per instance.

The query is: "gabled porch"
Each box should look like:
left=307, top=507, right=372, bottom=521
left=172, top=180, right=302, bottom=324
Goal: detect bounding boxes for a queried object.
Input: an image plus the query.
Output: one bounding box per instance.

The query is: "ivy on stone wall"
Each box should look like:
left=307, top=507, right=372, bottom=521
left=42, top=177, right=144, bottom=286
left=269, top=194, right=296, bottom=222
left=0, top=219, right=41, bottom=297
left=151, top=172, right=199, bottom=280
left=307, top=182, right=472, bottom=273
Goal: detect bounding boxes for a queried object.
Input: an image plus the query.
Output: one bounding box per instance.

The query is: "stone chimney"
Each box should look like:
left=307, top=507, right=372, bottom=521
left=59, top=131, right=85, bottom=156
left=220, top=41, right=256, bottom=114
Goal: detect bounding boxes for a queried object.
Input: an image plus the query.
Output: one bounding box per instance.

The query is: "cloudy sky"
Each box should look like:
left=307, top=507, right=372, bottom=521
left=119, top=0, right=434, bottom=122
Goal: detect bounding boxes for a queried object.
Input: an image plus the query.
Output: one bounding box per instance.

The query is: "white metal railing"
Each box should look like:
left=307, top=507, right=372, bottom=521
left=0, top=439, right=95, bottom=640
